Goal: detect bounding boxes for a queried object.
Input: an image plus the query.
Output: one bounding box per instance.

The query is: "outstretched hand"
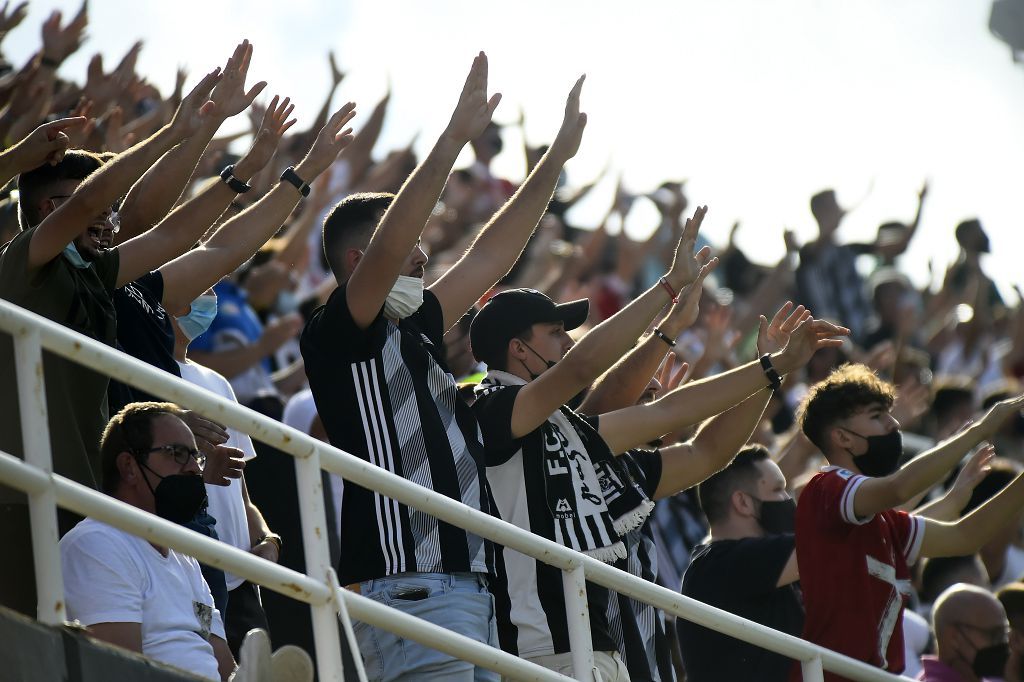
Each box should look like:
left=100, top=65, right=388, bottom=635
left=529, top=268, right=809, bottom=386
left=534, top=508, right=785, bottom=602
left=663, top=250, right=718, bottom=333
left=776, top=317, right=850, bottom=373
left=209, top=39, right=267, bottom=121
left=665, top=205, right=711, bottom=290
left=975, top=393, right=1024, bottom=440
left=548, top=75, right=588, bottom=162
left=301, top=100, right=357, bottom=175
left=946, top=444, right=995, bottom=508
left=757, top=301, right=810, bottom=356
left=235, top=95, right=296, bottom=178
left=167, top=68, right=222, bottom=140
left=203, top=445, right=246, bottom=487
left=7, top=117, right=87, bottom=171
left=443, top=52, right=501, bottom=145
left=40, top=1, right=87, bottom=65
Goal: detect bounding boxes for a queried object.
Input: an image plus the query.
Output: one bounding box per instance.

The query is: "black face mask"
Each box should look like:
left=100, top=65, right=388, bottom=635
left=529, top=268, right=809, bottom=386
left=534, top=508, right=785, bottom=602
left=845, top=428, right=903, bottom=478
left=520, top=340, right=557, bottom=380
left=139, top=463, right=207, bottom=524
left=971, top=641, right=1009, bottom=679
left=756, top=497, right=796, bottom=535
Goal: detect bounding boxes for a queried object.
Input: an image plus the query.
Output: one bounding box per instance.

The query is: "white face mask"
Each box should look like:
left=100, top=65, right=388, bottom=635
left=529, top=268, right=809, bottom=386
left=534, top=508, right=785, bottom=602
left=384, top=275, right=424, bottom=320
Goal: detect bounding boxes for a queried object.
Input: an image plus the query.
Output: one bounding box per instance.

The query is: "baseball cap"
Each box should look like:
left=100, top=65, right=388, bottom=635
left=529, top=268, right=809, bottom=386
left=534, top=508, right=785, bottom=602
left=470, top=288, right=589, bottom=367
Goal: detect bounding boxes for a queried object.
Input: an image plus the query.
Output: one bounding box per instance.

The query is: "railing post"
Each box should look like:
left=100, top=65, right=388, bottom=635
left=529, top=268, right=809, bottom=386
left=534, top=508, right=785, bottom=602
left=14, top=326, right=64, bottom=625
left=802, top=656, right=825, bottom=682
left=295, top=448, right=344, bottom=680
left=562, top=563, right=595, bottom=681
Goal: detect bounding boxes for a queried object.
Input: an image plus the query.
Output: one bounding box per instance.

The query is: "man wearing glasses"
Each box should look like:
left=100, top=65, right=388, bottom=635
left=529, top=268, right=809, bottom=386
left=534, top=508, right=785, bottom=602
left=59, top=402, right=236, bottom=682
left=921, top=583, right=1010, bottom=682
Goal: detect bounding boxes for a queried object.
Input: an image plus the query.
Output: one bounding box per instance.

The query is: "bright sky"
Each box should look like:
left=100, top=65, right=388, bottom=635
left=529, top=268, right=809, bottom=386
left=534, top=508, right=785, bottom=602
left=6, top=0, right=1023, bottom=299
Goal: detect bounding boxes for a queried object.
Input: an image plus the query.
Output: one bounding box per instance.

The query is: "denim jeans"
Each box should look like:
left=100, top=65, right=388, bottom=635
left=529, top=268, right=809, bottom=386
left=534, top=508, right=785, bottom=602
left=353, top=572, right=499, bottom=682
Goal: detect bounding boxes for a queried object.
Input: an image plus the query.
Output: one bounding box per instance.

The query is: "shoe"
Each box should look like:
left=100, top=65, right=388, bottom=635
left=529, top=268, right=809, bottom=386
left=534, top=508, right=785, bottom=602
left=232, top=628, right=272, bottom=682
left=271, top=645, right=314, bottom=682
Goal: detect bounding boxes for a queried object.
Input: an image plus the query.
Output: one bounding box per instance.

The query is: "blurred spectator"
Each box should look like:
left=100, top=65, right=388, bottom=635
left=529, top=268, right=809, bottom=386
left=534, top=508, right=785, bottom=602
left=996, top=582, right=1024, bottom=682
left=920, top=583, right=1009, bottom=682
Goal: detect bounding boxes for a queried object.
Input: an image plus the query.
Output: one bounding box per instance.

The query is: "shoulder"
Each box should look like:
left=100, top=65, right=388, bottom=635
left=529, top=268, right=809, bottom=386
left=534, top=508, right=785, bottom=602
left=61, top=519, right=137, bottom=556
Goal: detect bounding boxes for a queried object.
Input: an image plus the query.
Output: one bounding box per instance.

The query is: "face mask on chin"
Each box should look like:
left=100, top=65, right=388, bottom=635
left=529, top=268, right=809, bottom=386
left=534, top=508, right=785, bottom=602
left=176, top=293, right=218, bottom=342
left=384, top=275, right=424, bottom=320
left=845, top=428, right=903, bottom=478
left=62, top=241, right=92, bottom=269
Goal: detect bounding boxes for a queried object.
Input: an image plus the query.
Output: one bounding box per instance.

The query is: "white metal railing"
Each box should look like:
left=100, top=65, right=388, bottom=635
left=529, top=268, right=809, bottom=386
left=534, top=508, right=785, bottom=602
left=0, top=298, right=912, bottom=682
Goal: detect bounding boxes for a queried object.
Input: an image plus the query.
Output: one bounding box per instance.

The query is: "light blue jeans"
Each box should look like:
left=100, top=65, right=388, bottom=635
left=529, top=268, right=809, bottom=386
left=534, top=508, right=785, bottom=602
left=353, top=572, right=499, bottom=682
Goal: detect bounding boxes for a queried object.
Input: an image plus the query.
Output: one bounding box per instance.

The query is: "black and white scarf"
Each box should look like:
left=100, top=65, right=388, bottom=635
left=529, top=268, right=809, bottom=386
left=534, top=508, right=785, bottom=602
left=477, top=370, right=654, bottom=563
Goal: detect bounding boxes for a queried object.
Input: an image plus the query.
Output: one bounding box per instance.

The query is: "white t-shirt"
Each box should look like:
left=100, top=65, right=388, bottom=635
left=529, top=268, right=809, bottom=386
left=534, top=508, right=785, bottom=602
left=901, top=608, right=930, bottom=679
left=178, top=359, right=257, bottom=591
left=60, top=518, right=224, bottom=681
left=282, top=389, right=342, bottom=536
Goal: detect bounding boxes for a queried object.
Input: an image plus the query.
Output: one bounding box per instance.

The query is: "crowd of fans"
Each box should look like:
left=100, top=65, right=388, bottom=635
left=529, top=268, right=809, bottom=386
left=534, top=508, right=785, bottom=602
left=1, top=4, right=1023, bottom=682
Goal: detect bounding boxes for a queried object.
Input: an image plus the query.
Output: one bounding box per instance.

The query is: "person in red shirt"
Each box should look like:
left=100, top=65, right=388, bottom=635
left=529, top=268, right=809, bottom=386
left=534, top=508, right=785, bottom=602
left=794, top=363, right=1024, bottom=679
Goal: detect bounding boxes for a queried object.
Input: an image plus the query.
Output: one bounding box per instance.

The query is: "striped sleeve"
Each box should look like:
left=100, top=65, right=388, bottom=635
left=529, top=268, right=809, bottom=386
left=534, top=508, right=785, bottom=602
left=836, top=472, right=874, bottom=526
left=900, top=513, right=926, bottom=565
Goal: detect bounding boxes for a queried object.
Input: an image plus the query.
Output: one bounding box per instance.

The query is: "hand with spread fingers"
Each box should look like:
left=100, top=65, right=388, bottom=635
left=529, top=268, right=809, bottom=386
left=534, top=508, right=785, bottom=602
left=234, top=95, right=296, bottom=179
left=442, top=51, right=501, bottom=146
left=298, top=101, right=357, bottom=176
left=548, top=75, right=588, bottom=162
left=40, top=0, right=87, bottom=66
left=209, top=39, right=267, bottom=123
left=202, top=445, right=246, bottom=487
left=757, top=301, right=811, bottom=357
left=775, top=317, right=850, bottom=374
left=167, top=68, right=222, bottom=140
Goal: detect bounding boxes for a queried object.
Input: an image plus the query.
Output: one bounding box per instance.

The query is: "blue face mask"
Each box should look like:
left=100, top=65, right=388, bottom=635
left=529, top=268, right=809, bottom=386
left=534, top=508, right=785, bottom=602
left=177, top=294, right=218, bottom=341
left=62, top=242, right=92, bottom=269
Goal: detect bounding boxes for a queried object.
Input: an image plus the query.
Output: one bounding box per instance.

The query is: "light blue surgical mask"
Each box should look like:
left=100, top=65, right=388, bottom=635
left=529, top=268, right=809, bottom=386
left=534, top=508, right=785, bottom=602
left=62, top=242, right=91, bottom=269
left=177, top=294, right=218, bottom=341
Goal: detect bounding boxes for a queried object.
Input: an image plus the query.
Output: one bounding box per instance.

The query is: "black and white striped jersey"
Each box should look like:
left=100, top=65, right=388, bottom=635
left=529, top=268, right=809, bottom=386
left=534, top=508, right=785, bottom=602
left=300, top=285, right=491, bottom=585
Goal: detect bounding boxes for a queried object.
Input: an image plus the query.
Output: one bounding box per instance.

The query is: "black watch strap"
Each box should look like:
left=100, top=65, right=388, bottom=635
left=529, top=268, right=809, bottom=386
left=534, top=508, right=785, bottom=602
left=280, top=166, right=311, bottom=197
left=759, top=353, right=783, bottom=391
left=219, top=165, right=252, bottom=194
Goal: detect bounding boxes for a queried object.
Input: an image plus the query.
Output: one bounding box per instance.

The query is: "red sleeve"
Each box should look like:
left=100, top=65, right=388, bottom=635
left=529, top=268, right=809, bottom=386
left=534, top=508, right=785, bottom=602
left=804, top=469, right=874, bottom=529
left=891, top=511, right=926, bottom=565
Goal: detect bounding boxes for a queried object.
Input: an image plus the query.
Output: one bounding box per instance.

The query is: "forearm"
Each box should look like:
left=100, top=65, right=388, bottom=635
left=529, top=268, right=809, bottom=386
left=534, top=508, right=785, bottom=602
left=580, top=333, right=671, bottom=415
left=189, top=345, right=269, bottom=381
left=890, top=426, right=984, bottom=503
left=691, top=387, right=773, bottom=462
left=949, top=474, right=1024, bottom=554
left=116, top=121, right=220, bottom=242
left=337, top=95, right=388, bottom=186
left=912, top=488, right=965, bottom=522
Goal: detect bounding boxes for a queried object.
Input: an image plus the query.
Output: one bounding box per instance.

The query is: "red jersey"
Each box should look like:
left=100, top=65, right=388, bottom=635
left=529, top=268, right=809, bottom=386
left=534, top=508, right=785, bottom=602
left=794, top=467, right=925, bottom=680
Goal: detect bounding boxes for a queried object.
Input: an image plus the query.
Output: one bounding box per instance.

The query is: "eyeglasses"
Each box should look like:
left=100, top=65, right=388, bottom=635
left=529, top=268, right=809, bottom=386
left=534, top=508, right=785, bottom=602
left=133, top=444, right=206, bottom=471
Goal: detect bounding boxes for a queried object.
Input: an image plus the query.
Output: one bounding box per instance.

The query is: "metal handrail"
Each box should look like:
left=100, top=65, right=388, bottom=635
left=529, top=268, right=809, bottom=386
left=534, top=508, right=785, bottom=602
left=0, top=298, right=910, bottom=681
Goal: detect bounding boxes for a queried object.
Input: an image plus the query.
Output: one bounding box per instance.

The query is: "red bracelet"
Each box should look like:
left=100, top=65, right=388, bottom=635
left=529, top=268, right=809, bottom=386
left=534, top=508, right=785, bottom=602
left=659, top=276, right=679, bottom=304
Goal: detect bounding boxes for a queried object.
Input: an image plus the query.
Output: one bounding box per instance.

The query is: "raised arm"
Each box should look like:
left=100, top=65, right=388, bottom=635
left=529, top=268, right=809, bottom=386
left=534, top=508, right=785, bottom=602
left=337, top=88, right=389, bottom=188
left=430, top=75, right=588, bottom=331
left=0, top=116, right=85, bottom=188
left=652, top=304, right=812, bottom=497
left=852, top=394, right=1024, bottom=521
left=911, top=445, right=993, bottom=521
left=578, top=264, right=715, bottom=415
left=115, top=40, right=266, bottom=243
left=346, top=52, right=500, bottom=330
left=160, top=99, right=354, bottom=314
left=598, top=317, right=849, bottom=455
left=506, top=209, right=716, bottom=438
left=26, top=70, right=221, bottom=273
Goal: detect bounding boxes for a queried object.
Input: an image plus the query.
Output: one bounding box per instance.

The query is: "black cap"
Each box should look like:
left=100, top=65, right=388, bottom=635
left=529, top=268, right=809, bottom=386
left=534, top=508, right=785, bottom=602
left=470, top=288, right=589, bottom=367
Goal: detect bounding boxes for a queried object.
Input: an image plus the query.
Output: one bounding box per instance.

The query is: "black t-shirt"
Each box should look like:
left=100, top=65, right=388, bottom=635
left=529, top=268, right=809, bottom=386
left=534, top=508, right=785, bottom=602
left=679, top=534, right=803, bottom=682
left=299, top=283, right=491, bottom=585
left=109, top=271, right=180, bottom=413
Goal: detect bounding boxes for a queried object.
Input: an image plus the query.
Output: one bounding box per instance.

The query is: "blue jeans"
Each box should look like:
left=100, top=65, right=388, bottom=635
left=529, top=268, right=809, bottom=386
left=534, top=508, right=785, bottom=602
left=353, top=572, right=499, bottom=682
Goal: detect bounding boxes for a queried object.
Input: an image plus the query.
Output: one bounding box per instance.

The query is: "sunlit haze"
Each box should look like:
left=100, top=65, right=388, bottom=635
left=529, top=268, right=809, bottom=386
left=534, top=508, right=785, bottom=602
left=7, top=0, right=1022, bottom=298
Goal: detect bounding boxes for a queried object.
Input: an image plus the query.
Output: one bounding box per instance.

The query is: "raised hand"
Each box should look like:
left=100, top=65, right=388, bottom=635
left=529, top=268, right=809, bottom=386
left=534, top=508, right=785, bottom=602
left=167, top=68, right=222, bottom=140
left=300, top=100, right=357, bottom=175
left=657, top=354, right=690, bottom=395
left=6, top=117, right=87, bottom=170
left=0, top=1, right=28, bottom=38
left=180, top=409, right=229, bottom=457
left=945, top=444, right=994, bottom=507
left=757, top=302, right=810, bottom=356
left=328, top=50, right=345, bottom=88
left=548, top=75, right=587, bottom=162
left=209, top=39, right=267, bottom=121
left=202, top=444, right=246, bottom=487
left=975, top=393, right=1024, bottom=440
left=664, top=251, right=718, bottom=333
left=442, top=52, right=501, bottom=145
left=665, top=205, right=711, bottom=290
left=235, top=95, right=296, bottom=178
left=64, top=96, right=97, bottom=148
left=40, top=1, right=88, bottom=66
left=775, top=317, right=850, bottom=373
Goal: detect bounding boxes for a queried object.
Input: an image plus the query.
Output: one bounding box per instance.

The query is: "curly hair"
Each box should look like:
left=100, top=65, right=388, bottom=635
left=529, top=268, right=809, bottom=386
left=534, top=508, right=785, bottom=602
left=798, top=363, right=896, bottom=453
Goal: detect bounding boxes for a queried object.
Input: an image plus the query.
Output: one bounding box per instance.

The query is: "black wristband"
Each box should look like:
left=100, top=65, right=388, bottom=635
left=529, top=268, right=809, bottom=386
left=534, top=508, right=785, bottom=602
left=759, top=353, right=783, bottom=391
left=219, top=165, right=252, bottom=194
left=280, top=166, right=311, bottom=197
left=652, top=327, right=676, bottom=349
left=40, top=55, right=61, bottom=69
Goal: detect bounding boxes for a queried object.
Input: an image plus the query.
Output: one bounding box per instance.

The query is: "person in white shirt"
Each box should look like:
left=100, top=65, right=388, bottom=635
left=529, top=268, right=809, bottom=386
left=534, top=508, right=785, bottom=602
left=60, top=401, right=235, bottom=681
